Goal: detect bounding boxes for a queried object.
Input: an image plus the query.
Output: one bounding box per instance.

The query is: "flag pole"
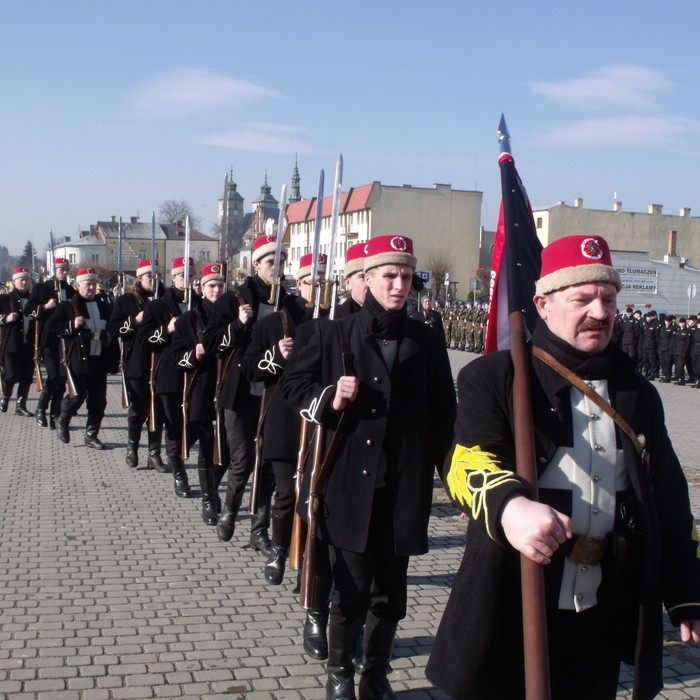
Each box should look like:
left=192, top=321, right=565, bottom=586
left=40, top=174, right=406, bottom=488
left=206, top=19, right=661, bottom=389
left=498, top=115, right=551, bottom=700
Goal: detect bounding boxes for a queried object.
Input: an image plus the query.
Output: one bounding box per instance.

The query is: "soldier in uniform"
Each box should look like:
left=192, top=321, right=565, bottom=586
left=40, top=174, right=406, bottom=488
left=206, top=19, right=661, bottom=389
left=26, top=257, right=75, bottom=428
left=658, top=314, right=676, bottom=382
left=639, top=309, right=660, bottom=380
left=619, top=307, right=638, bottom=361
left=442, top=300, right=453, bottom=348
left=672, top=317, right=693, bottom=385
left=284, top=235, right=456, bottom=699
left=135, top=256, right=198, bottom=496
left=205, top=234, right=296, bottom=556
left=107, top=260, right=167, bottom=472
left=48, top=268, right=117, bottom=448
left=0, top=267, right=36, bottom=415
left=169, top=263, right=226, bottom=523
left=336, top=242, right=366, bottom=318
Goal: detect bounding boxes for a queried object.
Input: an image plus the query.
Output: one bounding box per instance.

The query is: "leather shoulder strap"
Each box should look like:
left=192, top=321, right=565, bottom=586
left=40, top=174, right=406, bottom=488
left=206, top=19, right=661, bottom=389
left=533, top=346, right=649, bottom=464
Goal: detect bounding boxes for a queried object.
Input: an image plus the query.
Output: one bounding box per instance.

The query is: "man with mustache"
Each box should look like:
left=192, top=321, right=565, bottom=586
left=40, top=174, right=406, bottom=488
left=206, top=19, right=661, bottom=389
left=427, top=235, right=700, bottom=700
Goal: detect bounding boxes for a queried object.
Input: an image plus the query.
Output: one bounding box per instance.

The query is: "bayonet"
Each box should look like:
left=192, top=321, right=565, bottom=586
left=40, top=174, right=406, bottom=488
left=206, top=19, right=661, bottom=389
left=307, top=170, right=325, bottom=308
left=323, top=155, right=343, bottom=315
left=117, top=217, right=124, bottom=296
left=151, top=210, right=159, bottom=299
left=268, top=184, right=288, bottom=306
left=183, top=214, right=191, bottom=307
left=498, top=113, right=512, bottom=158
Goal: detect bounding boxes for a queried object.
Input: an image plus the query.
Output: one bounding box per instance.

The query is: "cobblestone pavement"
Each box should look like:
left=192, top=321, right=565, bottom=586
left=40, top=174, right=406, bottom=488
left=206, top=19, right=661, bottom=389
left=0, top=349, right=698, bottom=699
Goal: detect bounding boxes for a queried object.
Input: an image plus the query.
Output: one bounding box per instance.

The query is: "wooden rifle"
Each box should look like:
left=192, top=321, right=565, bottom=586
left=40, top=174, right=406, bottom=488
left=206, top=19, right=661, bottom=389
left=289, top=417, right=310, bottom=570
left=299, top=313, right=352, bottom=610
left=148, top=352, right=158, bottom=432
left=118, top=338, right=129, bottom=409
left=181, top=312, right=205, bottom=459
left=34, top=317, right=44, bottom=392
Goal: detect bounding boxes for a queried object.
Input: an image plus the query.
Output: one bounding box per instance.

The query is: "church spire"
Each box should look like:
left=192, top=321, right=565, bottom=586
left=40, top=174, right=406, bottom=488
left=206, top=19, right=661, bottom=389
left=289, top=154, right=302, bottom=203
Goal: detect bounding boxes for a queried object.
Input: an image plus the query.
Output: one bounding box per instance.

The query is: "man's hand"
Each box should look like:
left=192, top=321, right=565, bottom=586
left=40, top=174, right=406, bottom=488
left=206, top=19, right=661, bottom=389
left=74, top=315, right=84, bottom=329
left=195, top=342, right=205, bottom=360
left=238, top=303, right=253, bottom=325
left=135, top=311, right=144, bottom=324
left=167, top=317, right=178, bottom=334
left=278, top=337, right=294, bottom=360
left=44, top=298, right=57, bottom=311
left=501, top=495, right=572, bottom=565
left=6, top=312, right=19, bottom=323
left=681, top=619, right=700, bottom=643
left=332, top=376, right=359, bottom=411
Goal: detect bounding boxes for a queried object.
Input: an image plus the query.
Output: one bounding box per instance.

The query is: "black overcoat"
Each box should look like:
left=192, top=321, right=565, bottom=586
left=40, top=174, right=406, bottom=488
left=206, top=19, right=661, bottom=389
left=107, top=288, right=151, bottom=380
left=425, top=344, right=700, bottom=700
left=46, top=294, right=117, bottom=376
left=282, top=305, right=456, bottom=555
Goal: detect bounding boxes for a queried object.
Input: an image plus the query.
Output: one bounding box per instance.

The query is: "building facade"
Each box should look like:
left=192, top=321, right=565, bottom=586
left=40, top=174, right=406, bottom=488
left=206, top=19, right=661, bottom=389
left=285, top=181, right=483, bottom=295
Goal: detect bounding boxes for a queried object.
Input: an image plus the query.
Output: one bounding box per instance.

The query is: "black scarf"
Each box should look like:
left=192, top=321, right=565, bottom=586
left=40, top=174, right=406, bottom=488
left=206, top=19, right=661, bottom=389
left=251, top=274, right=275, bottom=304
left=532, top=319, right=616, bottom=380
left=363, top=290, right=406, bottom=340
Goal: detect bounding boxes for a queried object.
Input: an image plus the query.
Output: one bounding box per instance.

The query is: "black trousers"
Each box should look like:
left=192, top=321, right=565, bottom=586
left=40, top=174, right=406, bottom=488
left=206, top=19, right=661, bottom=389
left=60, top=357, right=107, bottom=426
left=659, top=349, right=673, bottom=380
left=2, top=348, right=34, bottom=389
left=158, top=392, right=183, bottom=461
left=270, top=459, right=295, bottom=520
left=328, top=487, right=409, bottom=626
left=37, top=345, right=67, bottom=416
left=223, top=395, right=260, bottom=498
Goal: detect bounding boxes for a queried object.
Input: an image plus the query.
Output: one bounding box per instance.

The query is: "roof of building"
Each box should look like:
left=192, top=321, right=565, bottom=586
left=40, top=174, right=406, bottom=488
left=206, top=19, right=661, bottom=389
left=95, top=220, right=168, bottom=240
left=162, top=223, right=217, bottom=242
left=286, top=183, right=376, bottom=224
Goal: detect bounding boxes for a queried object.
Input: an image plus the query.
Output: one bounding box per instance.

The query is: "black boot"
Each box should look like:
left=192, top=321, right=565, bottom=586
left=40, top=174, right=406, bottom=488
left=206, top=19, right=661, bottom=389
left=15, top=385, right=33, bottom=417
left=326, top=619, right=362, bottom=700
left=85, top=428, right=106, bottom=450
left=198, top=466, right=220, bottom=525
left=57, top=412, right=71, bottom=444
left=146, top=428, right=170, bottom=472
left=0, top=395, right=8, bottom=413
left=357, top=614, right=398, bottom=700
left=304, top=609, right=329, bottom=660
left=217, top=488, right=244, bottom=542
left=125, top=423, right=140, bottom=468
left=249, top=501, right=273, bottom=558
left=265, top=514, right=293, bottom=584
left=48, top=414, right=57, bottom=430
left=35, top=389, right=50, bottom=426
left=170, top=457, right=192, bottom=498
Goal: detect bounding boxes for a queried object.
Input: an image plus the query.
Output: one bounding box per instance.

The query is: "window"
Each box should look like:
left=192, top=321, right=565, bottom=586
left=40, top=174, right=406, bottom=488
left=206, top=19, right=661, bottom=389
left=536, top=217, right=543, bottom=228
left=69, top=254, right=76, bottom=264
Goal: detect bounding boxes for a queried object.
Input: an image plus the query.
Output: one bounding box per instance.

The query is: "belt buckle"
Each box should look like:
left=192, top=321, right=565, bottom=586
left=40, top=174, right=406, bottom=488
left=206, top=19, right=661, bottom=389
left=92, top=332, right=101, bottom=341
left=569, top=536, right=606, bottom=566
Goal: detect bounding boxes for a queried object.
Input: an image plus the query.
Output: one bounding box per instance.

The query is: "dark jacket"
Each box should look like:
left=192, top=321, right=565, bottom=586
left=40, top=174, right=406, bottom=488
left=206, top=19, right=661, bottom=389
left=426, top=340, right=700, bottom=700
left=46, top=294, right=117, bottom=375
left=162, top=300, right=216, bottom=421
left=25, top=280, right=75, bottom=351
left=0, top=289, right=34, bottom=355
left=282, top=304, right=456, bottom=555
left=240, top=295, right=312, bottom=460
left=203, top=276, right=297, bottom=410
left=107, top=287, right=152, bottom=380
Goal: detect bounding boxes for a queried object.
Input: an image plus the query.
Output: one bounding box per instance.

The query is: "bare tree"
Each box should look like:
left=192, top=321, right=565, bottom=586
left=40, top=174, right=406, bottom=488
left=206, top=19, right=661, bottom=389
left=158, top=200, right=202, bottom=229
left=423, top=249, right=453, bottom=302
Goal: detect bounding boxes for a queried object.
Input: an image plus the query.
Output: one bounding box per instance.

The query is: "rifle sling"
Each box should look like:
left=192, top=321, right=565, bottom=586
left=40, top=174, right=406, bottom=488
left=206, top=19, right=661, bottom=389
left=532, top=346, right=649, bottom=467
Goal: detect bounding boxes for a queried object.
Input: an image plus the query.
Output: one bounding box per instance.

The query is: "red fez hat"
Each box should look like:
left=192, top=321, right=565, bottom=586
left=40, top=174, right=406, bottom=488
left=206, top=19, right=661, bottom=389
left=136, top=259, right=157, bottom=277
left=297, top=253, right=327, bottom=279
left=76, top=268, right=98, bottom=283
left=171, top=257, right=194, bottom=276
left=535, top=235, right=621, bottom=296
left=12, top=267, right=31, bottom=281
left=54, top=258, right=70, bottom=269
left=363, top=235, right=417, bottom=272
left=201, top=262, right=225, bottom=285
left=252, top=234, right=287, bottom=263
left=344, top=242, right=366, bottom=277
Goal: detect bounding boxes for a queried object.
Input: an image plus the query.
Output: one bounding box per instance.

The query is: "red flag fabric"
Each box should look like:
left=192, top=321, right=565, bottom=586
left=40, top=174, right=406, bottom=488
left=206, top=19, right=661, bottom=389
left=485, top=150, right=543, bottom=352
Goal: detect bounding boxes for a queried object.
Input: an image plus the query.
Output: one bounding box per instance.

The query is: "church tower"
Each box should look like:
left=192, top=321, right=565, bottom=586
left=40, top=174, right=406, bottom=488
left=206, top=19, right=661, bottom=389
left=289, top=155, right=302, bottom=203
left=217, top=169, right=245, bottom=260
left=251, top=173, right=280, bottom=237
